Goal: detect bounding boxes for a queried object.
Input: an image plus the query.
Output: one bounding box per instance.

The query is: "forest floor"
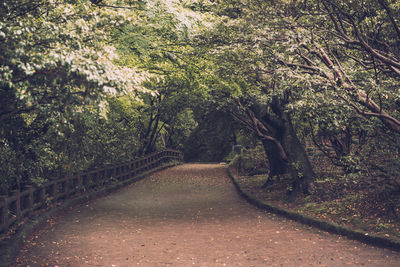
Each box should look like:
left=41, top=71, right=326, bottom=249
left=13, top=164, right=400, bottom=266
left=236, top=159, right=400, bottom=241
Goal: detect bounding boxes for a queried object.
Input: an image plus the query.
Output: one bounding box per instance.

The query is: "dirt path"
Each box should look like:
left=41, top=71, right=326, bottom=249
left=14, top=164, right=400, bottom=266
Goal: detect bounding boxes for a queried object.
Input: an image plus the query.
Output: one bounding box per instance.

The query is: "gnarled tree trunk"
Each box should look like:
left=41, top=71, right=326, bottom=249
left=279, top=112, right=315, bottom=200
left=260, top=138, right=289, bottom=188
left=252, top=100, right=315, bottom=200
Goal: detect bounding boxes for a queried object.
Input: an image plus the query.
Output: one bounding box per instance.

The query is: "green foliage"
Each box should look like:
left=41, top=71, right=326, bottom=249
left=184, top=110, right=238, bottom=162
left=239, top=145, right=268, bottom=173
left=1, top=0, right=400, bottom=212
left=0, top=0, right=147, bottom=123
left=0, top=0, right=199, bottom=193
left=0, top=140, right=17, bottom=194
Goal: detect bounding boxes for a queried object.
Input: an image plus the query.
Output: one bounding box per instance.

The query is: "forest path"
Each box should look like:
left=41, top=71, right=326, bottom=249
left=14, top=164, right=400, bottom=266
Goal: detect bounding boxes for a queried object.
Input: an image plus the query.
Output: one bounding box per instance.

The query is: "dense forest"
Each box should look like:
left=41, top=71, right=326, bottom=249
left=1, top=0, right=400, bottom=228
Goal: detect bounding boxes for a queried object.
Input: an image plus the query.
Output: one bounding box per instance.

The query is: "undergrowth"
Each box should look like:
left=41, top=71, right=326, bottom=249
left=236, top=147, right=400, bottom=240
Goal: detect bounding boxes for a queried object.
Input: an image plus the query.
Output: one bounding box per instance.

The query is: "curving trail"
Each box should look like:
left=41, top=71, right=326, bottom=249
left=14, top=164, right=400, bottom=266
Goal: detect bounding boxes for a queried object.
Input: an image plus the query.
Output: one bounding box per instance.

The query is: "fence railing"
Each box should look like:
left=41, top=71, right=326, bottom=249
left=0, top=149, right=183, bottom=233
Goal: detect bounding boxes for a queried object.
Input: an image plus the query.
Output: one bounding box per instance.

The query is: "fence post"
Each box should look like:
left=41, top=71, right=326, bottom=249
left=82, top=175, right=88, bottom=191
left=0, top=195, right=8, bottom=232
left=64, top=177, right=70, bottom=196
left=38, top=187, right=45, bottom=207
left=11, top=190, right=22, bottom=219
left=49, top=182, right=57, bottom=200
left=130, top=162, right=134, bottom=178
left=25, top=185, right=34, bottom=215
left=92, top=172, right=97, bottom=187
left=76, top=174, right=82, bottom=192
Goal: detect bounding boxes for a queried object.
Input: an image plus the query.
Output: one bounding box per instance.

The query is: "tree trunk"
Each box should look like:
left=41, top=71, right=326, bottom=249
left=257, top=101, right=315, bottom=200
left=260, top=139, right=289, bottom=188
left=280, top=112, right=315, bottom=201
left=144, top=114, right=160, bottom=155
left=238, top=98, right=315, bottom=200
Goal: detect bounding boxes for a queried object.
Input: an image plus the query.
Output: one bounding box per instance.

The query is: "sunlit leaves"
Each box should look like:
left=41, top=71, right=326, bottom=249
left=0, top=0, right=148, bottom=122
left=0, top=0, right=154, bottom=191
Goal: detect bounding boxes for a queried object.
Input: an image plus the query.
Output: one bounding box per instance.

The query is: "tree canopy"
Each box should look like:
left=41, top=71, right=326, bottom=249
left=1, top=0, right=400, bottom=207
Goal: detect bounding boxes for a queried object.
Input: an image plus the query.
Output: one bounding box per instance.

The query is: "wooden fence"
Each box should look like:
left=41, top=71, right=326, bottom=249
left=0, top=149, right=183, bottom=233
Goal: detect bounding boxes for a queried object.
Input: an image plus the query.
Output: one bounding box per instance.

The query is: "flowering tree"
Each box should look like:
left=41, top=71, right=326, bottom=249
left=0, top=0, right=149, bottom=192
left=0, top=0, right=148, bottom=122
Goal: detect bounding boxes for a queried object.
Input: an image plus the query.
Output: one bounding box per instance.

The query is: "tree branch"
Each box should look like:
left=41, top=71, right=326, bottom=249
left=377, top=0, right=400, bottom=40
left=237, top=101, right=288, bottom=161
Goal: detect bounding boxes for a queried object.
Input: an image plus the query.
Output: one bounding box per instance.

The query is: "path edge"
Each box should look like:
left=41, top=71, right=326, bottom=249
left=0, top=162, right=181, bottom=267
left=227, top=165, right=400, bottom=252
